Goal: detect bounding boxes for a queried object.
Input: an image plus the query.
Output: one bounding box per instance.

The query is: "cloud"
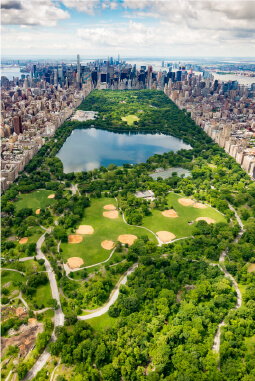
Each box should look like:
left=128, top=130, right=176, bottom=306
left=1, top=0, right=70, bottom=26
left=2, top=0, right=255, bottom=57
left=1, top=1, right=22, bottom=10
left=60, top=0, right=99, bottom=14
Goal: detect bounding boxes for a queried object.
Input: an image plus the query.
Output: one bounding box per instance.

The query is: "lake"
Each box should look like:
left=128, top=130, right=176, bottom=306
left=56, top=128, right=192, bottom=173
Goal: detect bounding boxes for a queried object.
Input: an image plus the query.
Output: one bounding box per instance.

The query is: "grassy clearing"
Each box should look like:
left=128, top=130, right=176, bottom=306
left=2, top=259, right=45, bottom=273
left=142, top=193, right=226, bottom=239
left=245, top=335, right=255, bottom=355
left=61, top=197, right=156, bottom=266
left=121, top=114, right=139, bottom=125
left=26, top=277, right=53, bottom=309
left=19, top=259, right=46, bottom=273
left=247, top=263, right=255, bottom=272
left=238, top=284, right=248, bottom=305
left=88, top=312, right=116, bottom=331
left=54, top=365, right=74, bottom=381
left=1, top=270, right=25, bottom=294
left=15, top=189, right=56, bottom=212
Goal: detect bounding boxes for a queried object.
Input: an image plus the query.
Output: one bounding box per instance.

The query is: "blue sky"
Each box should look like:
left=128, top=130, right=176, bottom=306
left=2, top=0, right=255, bottom=57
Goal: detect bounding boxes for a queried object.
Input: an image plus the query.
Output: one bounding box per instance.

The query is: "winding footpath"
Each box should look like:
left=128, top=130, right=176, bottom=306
left=212, top=205, right=244, bottom=354
left=22, top=229, right=64, bottom=381
left=77, top=263, right=138, bottom=320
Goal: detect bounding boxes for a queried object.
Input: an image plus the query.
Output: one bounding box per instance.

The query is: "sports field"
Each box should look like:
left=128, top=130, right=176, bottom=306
left=121, top=114, right=139, bottom=125
left=15, top=190, right=56, bottom=211
left=142, top=192, right=226, bottom=239
left=60, top=197, right=156, bottom=267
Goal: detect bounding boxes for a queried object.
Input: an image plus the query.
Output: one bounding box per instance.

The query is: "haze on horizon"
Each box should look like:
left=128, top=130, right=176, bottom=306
left=1, top=0, right=255, bottom=58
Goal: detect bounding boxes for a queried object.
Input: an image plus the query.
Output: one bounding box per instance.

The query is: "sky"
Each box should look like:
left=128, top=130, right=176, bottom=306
left=1, top=0, right=255, bottom=58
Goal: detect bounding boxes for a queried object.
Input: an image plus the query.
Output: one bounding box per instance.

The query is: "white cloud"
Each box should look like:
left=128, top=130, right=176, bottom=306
left=60, top=0, right=99, bottom=14
left=1, top=0, right=70, bottom=26
left=1, top=0, right=255, bottom=57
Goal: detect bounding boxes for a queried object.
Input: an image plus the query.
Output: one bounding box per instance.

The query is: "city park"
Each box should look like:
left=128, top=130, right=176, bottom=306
left=1, top=90, right=255, bottom=380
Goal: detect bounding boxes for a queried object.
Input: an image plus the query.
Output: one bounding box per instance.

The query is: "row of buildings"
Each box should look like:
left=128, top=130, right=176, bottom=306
left=164, top=73, right=255, bottom=179
left=1, top=73, right=92, bottom=192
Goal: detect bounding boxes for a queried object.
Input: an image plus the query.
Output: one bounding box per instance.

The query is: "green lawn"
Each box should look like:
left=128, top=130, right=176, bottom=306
left=88, top=312, right=116, bottom=331
left=1, top=270, right=25, bottom=294
left=19, top=259, right=46, bottom=273
left=245, top=335, right=255, bottom=355
left=15, top=189, right=56, bottom=212
left=18, top=226, right=44, bottom=248
left=27, top=278, right=53, bottom=309
left=142, top=193, right=227, bottom=240
left=238, top=284, right=248, bottom=305
left=60, top=197, right=156, bottom=267
left=121, top=114, right=139, bottom=125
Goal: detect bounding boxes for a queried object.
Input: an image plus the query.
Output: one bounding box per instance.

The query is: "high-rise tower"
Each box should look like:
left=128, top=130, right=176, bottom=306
left=77, top=54, right=81, bottom=86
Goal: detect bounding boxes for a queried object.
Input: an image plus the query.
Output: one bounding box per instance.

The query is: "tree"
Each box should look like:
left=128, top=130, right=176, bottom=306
left=64, top=311, right=77, bottom=325
left=17, top=362, right=28, bottom=379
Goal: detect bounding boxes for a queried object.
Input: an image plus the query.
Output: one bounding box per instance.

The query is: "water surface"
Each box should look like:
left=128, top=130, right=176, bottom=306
left=56, top=128, right=191, bottom=173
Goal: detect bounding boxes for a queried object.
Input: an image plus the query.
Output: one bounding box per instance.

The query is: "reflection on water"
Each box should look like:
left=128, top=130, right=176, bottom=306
left=56, top=128, right=191, bottom=173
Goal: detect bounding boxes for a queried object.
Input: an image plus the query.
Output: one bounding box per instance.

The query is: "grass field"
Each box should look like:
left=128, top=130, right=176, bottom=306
left=1, top=270, right=25, bottom=294
left=15, top=189, right=56, bottom=212
left=142, top=193, right=226, bottom=239
left=27, top=278, right=53, bottom=309
left=245, top=335, right=255, bottom=355
left=88, top=312, right=116, bottom=331
left=121, top=114, right=139, bottom=125
left=2, top=259, right=45, bottom=273
left=61, top=197, right=156, bottom=267
left=238, top=284, right=248, bottom=305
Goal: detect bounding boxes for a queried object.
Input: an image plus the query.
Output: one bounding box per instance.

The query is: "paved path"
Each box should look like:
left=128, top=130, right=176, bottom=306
left=34, top=307, right=53, bottom=315
left=50, top=362, right=60, bottom=381
left=78, top=263, right=138, bottom=320
left=19, top=257, right=34, bottom=262
left=228, top=202, right=244, bottom=231
left=212, top=204, right=244, bottom=354
left=5, top=371, right=13, bottom=381
left=70, top=183, right=81, bottom=196
left=22, top=230, right=64, bottom=381
left=3, top=268, right=26, bottom=276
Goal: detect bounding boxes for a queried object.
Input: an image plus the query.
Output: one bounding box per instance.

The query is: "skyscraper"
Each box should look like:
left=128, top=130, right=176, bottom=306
left=54, top=69, right=58, bottom=87
left=13, top=115, right=22, bottom=135
left=77, top=54, right=81, bottom=86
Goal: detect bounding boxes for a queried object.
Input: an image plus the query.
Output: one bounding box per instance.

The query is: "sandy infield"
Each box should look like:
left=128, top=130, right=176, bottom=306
left=103, top=204, right=116, bottom=210
left=19, top=237, right=28, bottom=244
left=28, top=318, right=37, bottom=326
left=196, top=217, right=216, bottom=224
left=68, top=235, right=83, bottom=244
left=178, top=198, right=195, bottom=206
left=162, top=209, right=179, bottom=218
left=16, top=307, right=25, bottom=316
left=101, top=240, right=116, bottom=250
left=48, top=194, right=55, bottom=199
left=67, top=257, right=84, bottom=269
left=36, top=209, right=40, bottom=215
left=156, top=231, right=176, bottom=243
left=76, top=225, right=94, bottom=235
left=193, top=203, right=207, bottom=209
left=118, top=234, right=137, bottom=246
left=103, top=211, right=119, bottom=219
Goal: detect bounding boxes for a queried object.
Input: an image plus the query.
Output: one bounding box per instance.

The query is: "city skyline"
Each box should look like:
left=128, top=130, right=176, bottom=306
left=2, top=0, right=255, bottom=57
